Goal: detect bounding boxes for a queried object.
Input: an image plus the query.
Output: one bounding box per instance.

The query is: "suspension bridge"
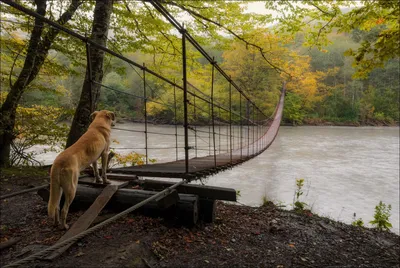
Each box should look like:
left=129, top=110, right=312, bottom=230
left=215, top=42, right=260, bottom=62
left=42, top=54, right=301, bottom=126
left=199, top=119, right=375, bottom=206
left=0, top=0, right=286, bottom=266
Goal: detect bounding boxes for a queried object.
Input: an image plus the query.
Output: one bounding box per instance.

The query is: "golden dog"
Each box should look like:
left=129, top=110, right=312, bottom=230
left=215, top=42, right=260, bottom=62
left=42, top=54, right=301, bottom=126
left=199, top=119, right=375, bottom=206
left=48, top=110, right=116, bottom=229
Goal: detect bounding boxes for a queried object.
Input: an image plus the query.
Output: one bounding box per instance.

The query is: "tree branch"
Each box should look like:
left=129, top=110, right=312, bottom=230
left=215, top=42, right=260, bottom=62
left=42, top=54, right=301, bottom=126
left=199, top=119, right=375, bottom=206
left=27, top=0, right=83, bottom=84
left=309, top=3, right=336, bottom=17
left=161, top=0, right=290, bottom=77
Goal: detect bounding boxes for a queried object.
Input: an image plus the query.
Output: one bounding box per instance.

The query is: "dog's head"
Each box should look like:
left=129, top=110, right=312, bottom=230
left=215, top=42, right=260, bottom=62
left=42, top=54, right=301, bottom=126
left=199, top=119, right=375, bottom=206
left=90, top=110, right=116, bottom=127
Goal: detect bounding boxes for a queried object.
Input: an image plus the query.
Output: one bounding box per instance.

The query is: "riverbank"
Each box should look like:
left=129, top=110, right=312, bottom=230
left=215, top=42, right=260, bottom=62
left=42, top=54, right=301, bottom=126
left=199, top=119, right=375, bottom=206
left=286, top=118, right=399, bottom=127
left=119, top=118, right=399, bottom=127
left=0, top=168, right=399, bottom=267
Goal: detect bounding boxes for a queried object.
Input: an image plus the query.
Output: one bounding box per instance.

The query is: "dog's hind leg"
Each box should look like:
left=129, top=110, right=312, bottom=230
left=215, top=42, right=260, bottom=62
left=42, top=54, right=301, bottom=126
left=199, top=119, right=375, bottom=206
left=92, top=160, right=102, bottom=183
left=60, top=171, right=78, bottom=230
left=48, top=169, right=62, bottom=227
left=101, top=152, right=111, bottom=184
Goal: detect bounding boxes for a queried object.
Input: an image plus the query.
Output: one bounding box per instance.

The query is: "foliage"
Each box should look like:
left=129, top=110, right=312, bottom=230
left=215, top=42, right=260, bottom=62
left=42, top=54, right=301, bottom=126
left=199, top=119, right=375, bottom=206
left=293, top=178, right=308, bottom=212
left=352, top=218, right=364, bottom=227
left=236, top=190, right=241, bottom=199
left=108, top=151, right=156, bottom=168
left=262, top=195, right=269, bottom=206
left=269, top=0, right=400, bottom=78
left=11, top=105, right=69, bottom=166
left=351, top=213, right=365, bottom=227
left=369, top=201, right=392, bottom=231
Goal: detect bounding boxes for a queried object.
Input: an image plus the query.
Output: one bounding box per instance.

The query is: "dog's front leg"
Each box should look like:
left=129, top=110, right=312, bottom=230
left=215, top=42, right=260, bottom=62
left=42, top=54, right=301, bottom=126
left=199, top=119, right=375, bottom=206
left=101, top=152, right=111, bottom=184
left=92, top=161, right=102, bottom=183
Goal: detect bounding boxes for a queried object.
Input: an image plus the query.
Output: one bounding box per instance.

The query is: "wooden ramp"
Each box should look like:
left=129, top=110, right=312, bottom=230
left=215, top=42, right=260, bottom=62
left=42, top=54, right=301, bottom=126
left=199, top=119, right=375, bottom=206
left=43, top=180, right=128, bottom=260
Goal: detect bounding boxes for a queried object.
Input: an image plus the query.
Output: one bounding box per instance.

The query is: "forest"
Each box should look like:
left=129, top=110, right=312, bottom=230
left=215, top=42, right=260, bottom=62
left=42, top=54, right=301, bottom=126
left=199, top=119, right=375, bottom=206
left=0, top=0, right=399, bottom=167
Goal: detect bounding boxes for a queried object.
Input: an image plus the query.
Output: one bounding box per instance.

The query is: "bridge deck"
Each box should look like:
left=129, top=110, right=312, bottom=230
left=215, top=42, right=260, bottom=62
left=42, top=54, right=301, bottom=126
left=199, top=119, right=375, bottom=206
left=111, top=87, right=285, bottom=180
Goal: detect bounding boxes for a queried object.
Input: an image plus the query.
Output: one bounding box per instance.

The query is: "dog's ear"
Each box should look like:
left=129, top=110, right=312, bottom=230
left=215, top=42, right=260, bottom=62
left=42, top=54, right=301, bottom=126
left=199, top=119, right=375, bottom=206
left=106, top=111, right=115, bottom=121
left=90, top=111, right=99, bottom=122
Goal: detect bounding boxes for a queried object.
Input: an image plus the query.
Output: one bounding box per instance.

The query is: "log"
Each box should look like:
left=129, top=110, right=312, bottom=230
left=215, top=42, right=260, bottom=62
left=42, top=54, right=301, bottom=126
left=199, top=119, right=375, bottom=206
left=141, top=179, right=237, bottom=201
left=37, top=185, right=198, bottom=225
left=199, top=198, right=216, bottom=223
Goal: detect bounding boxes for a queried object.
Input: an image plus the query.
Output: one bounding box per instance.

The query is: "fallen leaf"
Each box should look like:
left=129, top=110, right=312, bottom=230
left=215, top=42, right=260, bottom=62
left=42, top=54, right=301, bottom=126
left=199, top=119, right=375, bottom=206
left=104, top=235, right=113, bottom=239
left=289, top=243, right=295, bottom=248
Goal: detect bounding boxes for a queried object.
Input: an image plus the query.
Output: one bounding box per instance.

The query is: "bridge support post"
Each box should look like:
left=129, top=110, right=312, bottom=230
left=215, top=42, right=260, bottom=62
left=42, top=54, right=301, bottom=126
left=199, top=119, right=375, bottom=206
left=181, top=26, right=189, bottom=174
left=229, top=78, right=232, bottom=164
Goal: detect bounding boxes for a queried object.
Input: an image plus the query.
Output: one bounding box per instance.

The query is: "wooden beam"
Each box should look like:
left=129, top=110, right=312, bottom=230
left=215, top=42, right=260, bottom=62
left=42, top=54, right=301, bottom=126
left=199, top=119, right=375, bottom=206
left=141, top=179, right=237, bottom=201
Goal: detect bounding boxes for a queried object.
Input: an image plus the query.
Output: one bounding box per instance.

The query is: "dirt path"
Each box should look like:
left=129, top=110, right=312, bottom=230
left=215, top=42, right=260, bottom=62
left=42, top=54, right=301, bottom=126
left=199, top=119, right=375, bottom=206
left=0, top=170, right=399, bottom=267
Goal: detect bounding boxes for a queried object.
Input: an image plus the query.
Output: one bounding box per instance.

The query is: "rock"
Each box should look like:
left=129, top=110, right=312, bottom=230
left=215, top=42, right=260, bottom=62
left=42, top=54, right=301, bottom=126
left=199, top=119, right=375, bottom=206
left=231, top=238, right=236, bottom=243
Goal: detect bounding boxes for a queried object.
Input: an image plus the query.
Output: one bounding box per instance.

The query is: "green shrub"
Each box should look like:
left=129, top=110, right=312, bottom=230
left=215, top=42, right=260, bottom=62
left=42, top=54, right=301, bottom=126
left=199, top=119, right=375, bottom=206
left=369, top=201, right=392, bottom=231
left=352, top=218, right=364, bottom=227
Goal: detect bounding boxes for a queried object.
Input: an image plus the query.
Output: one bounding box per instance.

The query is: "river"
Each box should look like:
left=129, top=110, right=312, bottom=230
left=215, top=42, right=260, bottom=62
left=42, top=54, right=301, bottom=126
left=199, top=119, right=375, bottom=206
left=34, top=124, right=399, bottom=234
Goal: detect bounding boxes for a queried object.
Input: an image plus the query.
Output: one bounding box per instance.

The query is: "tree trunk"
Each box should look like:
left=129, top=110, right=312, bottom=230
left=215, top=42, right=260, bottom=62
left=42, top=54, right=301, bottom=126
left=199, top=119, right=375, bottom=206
left=0, top=0, right=82, bottom=168
left=0, top=0, right=47, bottom=168
left=66, top=0, right=114, bottom=147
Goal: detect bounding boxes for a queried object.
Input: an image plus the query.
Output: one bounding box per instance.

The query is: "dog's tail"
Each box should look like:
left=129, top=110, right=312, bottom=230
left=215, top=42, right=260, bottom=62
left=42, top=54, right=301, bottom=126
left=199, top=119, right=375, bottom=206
left=48, top=166, right=61, bottom=224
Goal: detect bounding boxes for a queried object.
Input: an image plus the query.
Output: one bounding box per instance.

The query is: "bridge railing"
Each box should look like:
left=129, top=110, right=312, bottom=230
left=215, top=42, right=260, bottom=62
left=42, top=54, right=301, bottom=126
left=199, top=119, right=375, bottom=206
left=3, top=0, right=283, bottom=176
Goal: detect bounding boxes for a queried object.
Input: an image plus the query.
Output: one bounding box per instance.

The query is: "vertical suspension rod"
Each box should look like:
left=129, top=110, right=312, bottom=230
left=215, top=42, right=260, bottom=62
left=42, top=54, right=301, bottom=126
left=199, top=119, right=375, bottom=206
left=211, top=59, right=217, bottom=168
left=194, top=96, right=197, bottom=158
left=247, top=101, right=250, bottom=157
left=252, top=104, right=255, bottom=155
left=143, top=63, right=148, bottom=164
left=173, top=81, right=178, bottom=161
left=181, top=28, right=189, bottom=174
left=229, top=79, right=232, bottom=163
left=240, top=94, right=242, bottom=159
left=218, top=108, right=221, bottom=155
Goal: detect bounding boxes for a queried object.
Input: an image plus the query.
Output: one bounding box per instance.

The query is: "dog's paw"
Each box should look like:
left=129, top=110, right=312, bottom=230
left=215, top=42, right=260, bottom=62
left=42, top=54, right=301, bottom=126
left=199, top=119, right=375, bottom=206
left=59, top=223, right=69, bottom=230
left=102, top=179, right=111, bottom=184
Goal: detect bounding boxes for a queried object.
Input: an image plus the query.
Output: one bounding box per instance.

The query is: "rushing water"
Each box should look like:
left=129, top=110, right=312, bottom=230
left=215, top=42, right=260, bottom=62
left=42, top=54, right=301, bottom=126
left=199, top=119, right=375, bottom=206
left=34, top=124, right=399, bottom=234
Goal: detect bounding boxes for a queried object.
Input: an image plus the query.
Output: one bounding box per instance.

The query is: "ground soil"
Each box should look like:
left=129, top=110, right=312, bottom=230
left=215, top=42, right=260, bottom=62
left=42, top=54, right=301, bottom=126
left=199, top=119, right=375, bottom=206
left=0, top=168, right=399, bottom=268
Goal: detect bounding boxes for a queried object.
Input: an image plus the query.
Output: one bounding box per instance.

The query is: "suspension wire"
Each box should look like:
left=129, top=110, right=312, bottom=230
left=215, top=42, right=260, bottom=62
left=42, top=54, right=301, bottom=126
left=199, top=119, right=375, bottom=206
left=104, top=35, right=179, bottom=117
left=149, top=0, right=268, bottom=118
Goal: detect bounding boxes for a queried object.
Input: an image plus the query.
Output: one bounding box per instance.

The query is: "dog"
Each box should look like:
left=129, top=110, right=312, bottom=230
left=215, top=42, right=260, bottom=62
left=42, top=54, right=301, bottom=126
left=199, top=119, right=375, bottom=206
left=48, top=110, right=116, bottom=229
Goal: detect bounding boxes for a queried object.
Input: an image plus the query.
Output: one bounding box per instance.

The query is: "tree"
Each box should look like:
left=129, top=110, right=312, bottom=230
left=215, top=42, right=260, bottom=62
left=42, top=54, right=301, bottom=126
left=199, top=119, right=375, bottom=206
left=66, top=0, right=114, bottom=147
left=268, top=0, right=400, bottom=78
left=0, top=0, right=82, bottom=167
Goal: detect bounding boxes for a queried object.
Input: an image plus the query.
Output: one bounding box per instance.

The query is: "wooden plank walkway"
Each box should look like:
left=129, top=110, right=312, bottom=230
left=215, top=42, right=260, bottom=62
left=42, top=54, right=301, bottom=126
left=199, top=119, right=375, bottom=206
left=112, top=88, right=285, bottom=179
